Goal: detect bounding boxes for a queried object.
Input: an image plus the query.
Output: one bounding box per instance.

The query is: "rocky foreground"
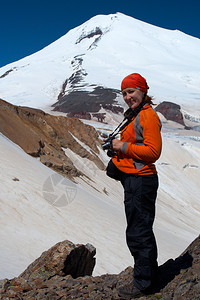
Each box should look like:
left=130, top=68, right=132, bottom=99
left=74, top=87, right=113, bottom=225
left=0, top=235, right=199, bottom=299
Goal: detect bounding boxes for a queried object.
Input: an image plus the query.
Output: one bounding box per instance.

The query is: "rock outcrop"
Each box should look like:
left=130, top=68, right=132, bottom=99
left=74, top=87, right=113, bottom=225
left=0, top=98, right=104, bottom=179
left=52, top=86, right=121, bottom=114
left=155, top=101, right=185, bottom=126
left=1, top=235, right=199, bottom=299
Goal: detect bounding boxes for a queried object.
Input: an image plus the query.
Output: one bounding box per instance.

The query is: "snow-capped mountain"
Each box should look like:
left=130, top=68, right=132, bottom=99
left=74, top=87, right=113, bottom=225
left=0, top=12, right=200, bottom=118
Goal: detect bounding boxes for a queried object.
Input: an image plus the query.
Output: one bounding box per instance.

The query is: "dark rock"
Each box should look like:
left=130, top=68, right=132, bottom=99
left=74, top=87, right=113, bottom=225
left=155, top=101, right=185, bottom=126
left=1, top=235, right=199, bottom=299
left=92, top=113, right=106, bottom=122
left=102, top=104, right=124, bottom=114
left=53, top=52, right=121, bottom=116
left=0, top=67, right=17, bottom=78
left=67, top=111, right=91, bottom=120
left=76, top=27, right=103, bottom=44
left=52, top=86, right=121, bottom=114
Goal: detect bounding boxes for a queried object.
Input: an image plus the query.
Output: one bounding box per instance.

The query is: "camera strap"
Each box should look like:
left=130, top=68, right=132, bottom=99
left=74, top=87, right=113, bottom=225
left=110, top=101, right=146, bottom=138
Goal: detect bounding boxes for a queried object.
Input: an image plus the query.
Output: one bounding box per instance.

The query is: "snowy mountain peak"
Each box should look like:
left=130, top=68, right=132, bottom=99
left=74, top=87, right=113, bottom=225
left=0, top=12, right=200, bottom=118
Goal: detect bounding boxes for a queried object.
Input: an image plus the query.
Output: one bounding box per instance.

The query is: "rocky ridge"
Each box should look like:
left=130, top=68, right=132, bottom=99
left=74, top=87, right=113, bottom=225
left=0, top=98, right=104, bottom=180
left=0, top=235, right=199, bottom=299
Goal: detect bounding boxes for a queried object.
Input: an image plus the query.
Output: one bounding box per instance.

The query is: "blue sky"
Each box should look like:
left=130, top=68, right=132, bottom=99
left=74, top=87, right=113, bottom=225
left=1, top=0, right=200, bottom=68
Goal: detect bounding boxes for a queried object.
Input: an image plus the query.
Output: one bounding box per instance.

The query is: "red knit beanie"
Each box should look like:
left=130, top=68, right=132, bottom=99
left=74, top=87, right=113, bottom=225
left=121, top=73, right=149, bottom=93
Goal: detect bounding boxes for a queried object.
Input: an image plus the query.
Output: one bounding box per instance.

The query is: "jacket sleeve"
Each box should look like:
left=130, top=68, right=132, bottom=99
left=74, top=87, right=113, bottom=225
left=122, top=112, right=162, bottom=162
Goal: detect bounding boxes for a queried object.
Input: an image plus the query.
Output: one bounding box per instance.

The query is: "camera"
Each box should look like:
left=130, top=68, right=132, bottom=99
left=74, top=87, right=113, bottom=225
left=102, top=136, right=114, bottom=151
left=101, top=108, right=135, bottom=157
left=102, top=136, right=116, bottom=157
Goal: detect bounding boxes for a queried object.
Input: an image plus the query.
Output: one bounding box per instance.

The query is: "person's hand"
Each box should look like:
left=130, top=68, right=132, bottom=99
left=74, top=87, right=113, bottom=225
left=112, top=139, right=124, bottom=151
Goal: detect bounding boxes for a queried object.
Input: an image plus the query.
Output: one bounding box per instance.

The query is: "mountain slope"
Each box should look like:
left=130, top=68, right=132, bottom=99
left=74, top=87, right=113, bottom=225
left=0, top=106, right=200, bottom=279
left=0, top=132, right=129, bottom=278
left=0, top=98, right=104, bottom=179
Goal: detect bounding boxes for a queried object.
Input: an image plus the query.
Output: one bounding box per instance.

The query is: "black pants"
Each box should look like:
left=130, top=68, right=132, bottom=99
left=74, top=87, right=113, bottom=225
left=121, top=173, right=159, bottom=291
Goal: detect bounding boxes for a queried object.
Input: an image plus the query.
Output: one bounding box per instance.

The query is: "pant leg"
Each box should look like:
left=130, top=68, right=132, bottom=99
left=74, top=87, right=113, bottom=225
left=121, top=174, right=159, bottom=291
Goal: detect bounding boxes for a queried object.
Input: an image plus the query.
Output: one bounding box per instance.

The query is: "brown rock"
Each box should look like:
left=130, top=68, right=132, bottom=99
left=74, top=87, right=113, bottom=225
left=155, top=101, right=185, bottom=126
left=0, top=98, right=105, bottom=179
left=102, top=104, right=124, bottom=114
left=20, top=240, right=96, bottom=282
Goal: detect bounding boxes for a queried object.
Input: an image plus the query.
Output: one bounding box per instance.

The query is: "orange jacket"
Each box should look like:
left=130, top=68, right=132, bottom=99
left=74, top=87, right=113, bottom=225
left=112, top=104, right=162, bottom=175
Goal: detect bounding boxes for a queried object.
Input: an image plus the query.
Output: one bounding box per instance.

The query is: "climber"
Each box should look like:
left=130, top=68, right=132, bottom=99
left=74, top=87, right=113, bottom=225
left=107, top=73, right=162, bottom=297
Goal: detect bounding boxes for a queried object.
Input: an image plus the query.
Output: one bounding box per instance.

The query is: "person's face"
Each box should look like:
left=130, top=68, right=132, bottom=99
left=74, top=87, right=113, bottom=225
left=122, top=88, right=145, bottom=110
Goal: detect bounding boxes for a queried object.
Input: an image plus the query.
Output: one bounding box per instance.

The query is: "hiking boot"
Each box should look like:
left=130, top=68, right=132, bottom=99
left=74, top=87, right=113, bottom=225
left=117, top=283, right=144, bottom=298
